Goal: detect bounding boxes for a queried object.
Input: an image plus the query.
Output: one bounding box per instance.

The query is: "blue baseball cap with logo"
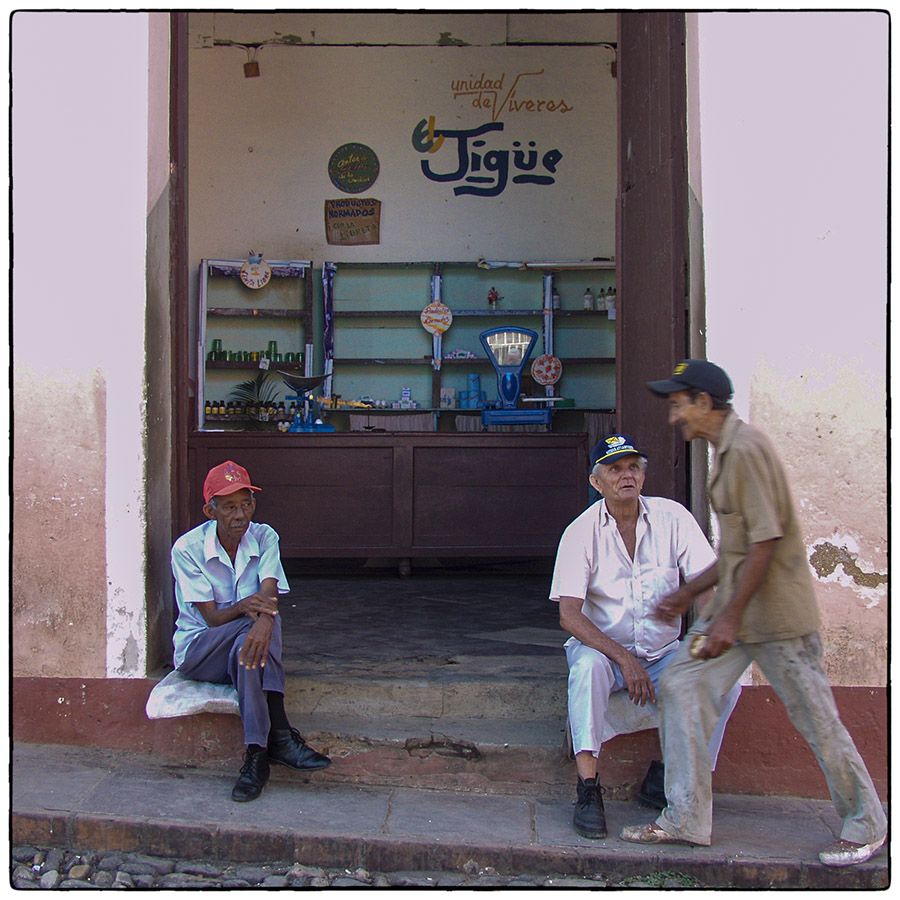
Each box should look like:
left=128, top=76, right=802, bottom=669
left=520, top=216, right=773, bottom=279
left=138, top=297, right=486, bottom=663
left=646, top=359, right=733, bottom=401
left=591, top=433, right=647, bottom=467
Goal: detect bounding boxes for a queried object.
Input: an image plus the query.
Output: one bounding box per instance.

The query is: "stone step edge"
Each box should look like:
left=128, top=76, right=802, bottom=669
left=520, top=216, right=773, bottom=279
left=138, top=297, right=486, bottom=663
left=297, top=714, right=569, bottom=748
left=282, top=679, right=567, bottom=720
left=12, top=810, right=883, bottom=890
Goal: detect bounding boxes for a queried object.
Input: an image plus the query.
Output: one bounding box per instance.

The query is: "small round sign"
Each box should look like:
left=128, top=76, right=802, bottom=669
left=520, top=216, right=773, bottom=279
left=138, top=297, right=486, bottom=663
left=328, top=142, right=380, bottom=194
left=531, top=354, right=563, bottom=385
left=239, top=258, right=272, bottom=290
left=420, top=302, right=453, bottom=335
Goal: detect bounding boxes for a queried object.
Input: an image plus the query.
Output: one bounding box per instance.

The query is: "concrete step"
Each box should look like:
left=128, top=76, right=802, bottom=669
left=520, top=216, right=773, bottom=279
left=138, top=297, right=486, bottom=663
left=280, top=665, right=660, bottom=800
left=297, top=714, right=576, bottom=799
left=283, top=670, right=567, bottom=720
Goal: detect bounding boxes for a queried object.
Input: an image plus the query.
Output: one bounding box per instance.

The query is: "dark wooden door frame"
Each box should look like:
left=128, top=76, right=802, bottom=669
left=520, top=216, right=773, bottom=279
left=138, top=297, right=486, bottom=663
left=168, top=12, right=693, bottom=539
left=616, top=11, right=690, bottom=506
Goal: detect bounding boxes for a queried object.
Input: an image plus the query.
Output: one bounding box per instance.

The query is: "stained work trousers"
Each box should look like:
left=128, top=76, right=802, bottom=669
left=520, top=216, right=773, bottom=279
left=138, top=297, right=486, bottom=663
left=656, top=631, right=887, bottom=846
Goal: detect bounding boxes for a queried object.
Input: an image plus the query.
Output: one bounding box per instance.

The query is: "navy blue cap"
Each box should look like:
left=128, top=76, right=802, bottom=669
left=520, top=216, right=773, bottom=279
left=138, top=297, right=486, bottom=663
left=591, top=434, right=647, bottom=466
left=646, top=359, right=733, bottom=401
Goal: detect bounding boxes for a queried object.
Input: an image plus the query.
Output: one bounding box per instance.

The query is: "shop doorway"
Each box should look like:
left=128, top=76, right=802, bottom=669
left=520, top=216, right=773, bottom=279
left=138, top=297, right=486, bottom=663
left=167, top=12, right=693, bottom=689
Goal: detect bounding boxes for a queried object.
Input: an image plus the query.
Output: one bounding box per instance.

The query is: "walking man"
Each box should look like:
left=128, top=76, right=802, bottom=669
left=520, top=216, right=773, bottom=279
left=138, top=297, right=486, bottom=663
left=172, top=460, right=331, bottom=802
left=620, top=360, right=887, bottom=867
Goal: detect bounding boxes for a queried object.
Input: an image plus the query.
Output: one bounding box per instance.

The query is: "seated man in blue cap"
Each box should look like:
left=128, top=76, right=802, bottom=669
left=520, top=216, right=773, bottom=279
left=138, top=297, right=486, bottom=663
left=550, top=434, right=740, bottom=839
left=171, top=460, right=331, bottom=802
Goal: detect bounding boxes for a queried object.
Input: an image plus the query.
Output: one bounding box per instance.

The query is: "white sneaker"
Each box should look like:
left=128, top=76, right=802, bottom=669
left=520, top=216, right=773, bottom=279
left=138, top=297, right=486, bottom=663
left=818, top=835, right=886, bottom=867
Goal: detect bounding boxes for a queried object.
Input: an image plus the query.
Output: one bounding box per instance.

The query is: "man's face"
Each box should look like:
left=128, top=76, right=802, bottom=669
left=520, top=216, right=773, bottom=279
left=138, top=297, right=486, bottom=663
left=667, top=390, right=707, bottom=441
left=590, top=455, right=645, bottom=503
left=204, top=488, right=256, bottom=542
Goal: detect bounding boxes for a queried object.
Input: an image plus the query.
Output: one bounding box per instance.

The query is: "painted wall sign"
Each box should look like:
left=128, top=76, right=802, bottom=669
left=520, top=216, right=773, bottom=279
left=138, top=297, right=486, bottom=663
left=191, top=46, right=615, bottom=260
left=412, top=117, right=562, bottom=198
left=324, top=198, right=381, bottom=245
left=450, top=68, right=575, bottom=122
left=328, top=142, right=380, bottom=194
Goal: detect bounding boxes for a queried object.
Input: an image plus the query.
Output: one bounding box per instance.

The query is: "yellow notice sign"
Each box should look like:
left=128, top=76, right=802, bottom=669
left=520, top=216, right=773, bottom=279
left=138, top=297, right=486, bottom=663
left=324, top=198, right=381, bottom=245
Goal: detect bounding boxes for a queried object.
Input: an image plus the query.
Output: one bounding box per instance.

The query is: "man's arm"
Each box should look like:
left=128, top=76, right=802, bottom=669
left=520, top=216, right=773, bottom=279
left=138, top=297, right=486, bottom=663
left=652, top=560, right=720, bottom=622
left=194, top=577, right=280, bottom=669
left=698, top=538, right=778, bottom=658
left=559, top=597, right=656, bottom=706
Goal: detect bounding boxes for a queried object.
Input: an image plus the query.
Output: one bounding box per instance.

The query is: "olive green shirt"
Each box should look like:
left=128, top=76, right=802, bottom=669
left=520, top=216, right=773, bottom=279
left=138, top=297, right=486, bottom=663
left=702, top=412, right=820, bottom=643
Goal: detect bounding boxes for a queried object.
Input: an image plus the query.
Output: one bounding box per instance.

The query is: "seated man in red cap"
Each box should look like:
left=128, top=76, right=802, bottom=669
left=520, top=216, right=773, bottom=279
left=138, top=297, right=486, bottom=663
left=171, top=460, right=330, bottom=802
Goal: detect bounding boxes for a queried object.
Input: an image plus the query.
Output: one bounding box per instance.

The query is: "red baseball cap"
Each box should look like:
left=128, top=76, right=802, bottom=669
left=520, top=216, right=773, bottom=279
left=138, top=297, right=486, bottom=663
left=203, top=460, right=262, bottom=504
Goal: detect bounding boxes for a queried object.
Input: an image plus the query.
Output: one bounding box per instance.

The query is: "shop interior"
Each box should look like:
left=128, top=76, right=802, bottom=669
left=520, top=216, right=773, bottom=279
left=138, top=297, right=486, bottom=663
left=178, top=12, right=629, bottom=688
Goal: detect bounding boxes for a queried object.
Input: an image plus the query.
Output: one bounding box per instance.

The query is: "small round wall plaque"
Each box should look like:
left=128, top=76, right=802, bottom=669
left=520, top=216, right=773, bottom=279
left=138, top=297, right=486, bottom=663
left=328, top=143, right=380, bottom=194
left=240, top=255, right=272, bottom=290
left=531, top=354, right=563, bottom=385
left=420, top=302, right=453, bottom=335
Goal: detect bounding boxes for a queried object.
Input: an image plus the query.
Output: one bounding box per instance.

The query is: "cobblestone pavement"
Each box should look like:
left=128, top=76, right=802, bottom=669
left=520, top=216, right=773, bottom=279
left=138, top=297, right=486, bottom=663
left=11, top=844, right=700, bottom=889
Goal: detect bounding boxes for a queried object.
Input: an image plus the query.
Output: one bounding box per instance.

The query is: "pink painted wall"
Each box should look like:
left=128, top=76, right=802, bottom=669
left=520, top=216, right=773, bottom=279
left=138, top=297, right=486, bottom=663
left=692, top=11, right=887, bottom=686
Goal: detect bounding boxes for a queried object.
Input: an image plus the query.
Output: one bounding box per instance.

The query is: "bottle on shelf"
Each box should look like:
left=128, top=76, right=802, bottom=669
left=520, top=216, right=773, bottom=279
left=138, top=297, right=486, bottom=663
left=204, top=400, right=212, bottom=418
left=552, top=289, right=561, bottom=310
left=582, top=288, right=594, bottom=311
left=607, top=286, right=617, bottom=320
left=595, top=288, right=607, bottom=312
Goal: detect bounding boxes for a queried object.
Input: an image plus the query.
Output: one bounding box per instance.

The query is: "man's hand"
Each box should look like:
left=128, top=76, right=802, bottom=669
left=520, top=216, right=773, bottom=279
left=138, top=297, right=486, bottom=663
left=652, top=586, right=694, bottom=623
left=238, top=592, right=279, bottom=620
left=697, top=613, right=738, bottom=659
left=617, top=654, right=656, bottom=706
left=238, top=615, right=274, bottom=669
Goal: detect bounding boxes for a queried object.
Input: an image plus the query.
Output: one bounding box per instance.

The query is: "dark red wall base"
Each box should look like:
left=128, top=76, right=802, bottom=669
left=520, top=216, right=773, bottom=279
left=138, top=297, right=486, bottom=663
left=12, top=677, right=886, bottom=801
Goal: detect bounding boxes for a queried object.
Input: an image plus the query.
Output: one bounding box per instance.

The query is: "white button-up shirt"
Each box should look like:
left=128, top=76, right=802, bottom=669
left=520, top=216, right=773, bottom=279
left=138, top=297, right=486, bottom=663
left=171, top=519, right=290, bottom=668
left=549, top=497, right=716, bottom=660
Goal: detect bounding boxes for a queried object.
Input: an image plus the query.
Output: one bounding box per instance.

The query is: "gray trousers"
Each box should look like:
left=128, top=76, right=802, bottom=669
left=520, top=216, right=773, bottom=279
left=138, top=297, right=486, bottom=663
left=178, top=616, right=285, bottom=746
left=656, top=630, right=887, bottom=846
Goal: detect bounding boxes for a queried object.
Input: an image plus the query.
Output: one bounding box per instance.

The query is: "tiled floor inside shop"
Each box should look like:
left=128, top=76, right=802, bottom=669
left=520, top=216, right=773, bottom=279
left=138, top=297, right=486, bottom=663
left=277, top=560, right=566, bottom=680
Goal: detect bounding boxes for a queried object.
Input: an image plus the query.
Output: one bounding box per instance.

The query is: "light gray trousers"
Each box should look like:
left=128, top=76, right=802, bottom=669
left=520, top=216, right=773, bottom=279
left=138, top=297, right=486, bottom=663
left=178, top=616, right=285, bottom=747
left=565, top=639, right=740, bottom=766
left=656, top=630, right=887, bottom=846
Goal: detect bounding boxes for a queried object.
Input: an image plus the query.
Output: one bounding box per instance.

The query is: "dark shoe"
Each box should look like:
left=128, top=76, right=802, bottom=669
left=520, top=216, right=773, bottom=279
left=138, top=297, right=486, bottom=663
left=637, top=760, right=667, bottom=810
left=573, top=776, right=607, bottom=839
left=267, top=726, right=332, bottom=771
left=231, top=747, right=270, bottom=802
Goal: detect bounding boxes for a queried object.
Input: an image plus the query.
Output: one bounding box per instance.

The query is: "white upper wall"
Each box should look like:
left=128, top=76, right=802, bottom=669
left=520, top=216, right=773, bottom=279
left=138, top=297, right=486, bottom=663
left=696, top=11, right=887, bottom=417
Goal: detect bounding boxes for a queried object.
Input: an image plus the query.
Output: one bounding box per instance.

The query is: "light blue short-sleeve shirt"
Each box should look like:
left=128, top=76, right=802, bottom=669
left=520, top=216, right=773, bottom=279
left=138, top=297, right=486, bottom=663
left=171, top=519, right=290, bottom=668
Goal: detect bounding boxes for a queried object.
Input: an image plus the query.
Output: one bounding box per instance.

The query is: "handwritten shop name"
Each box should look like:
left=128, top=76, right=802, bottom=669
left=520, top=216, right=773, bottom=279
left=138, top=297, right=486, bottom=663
left=411, top=118, right=562, bottom=198
left=451, top=70, right=574, bottom=123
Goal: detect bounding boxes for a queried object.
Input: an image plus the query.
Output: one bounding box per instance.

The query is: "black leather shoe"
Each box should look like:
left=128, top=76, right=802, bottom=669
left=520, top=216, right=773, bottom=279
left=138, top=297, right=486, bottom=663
left=637, top=760, right=667, bottom=810
left=231, top=747, right=270, bottom=802
left=573, top=776, right=607, bottom=839
left=267, top=727, right=332, bottom=771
